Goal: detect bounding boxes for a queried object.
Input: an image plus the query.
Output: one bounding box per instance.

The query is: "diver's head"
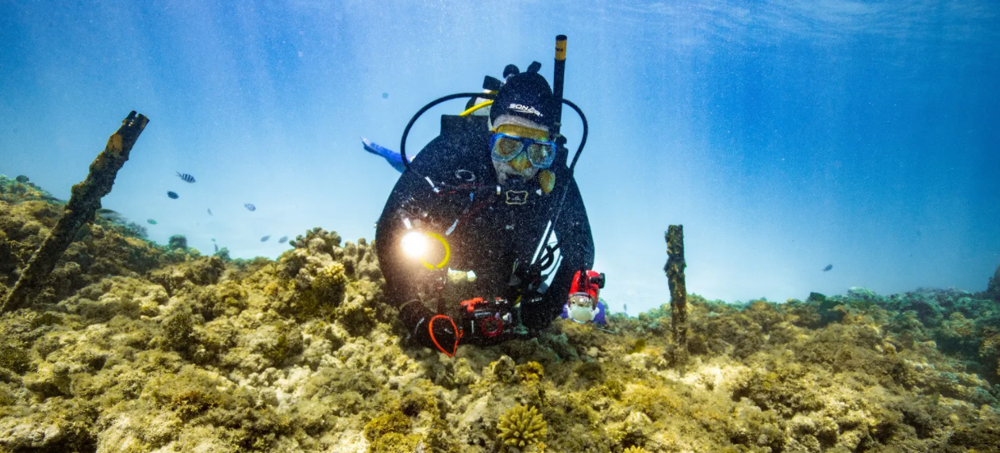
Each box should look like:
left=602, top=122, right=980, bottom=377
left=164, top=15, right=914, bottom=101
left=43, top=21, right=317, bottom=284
left=489, top=116, right=554, bottom=182
left=489, top=72, right=558, bottom=183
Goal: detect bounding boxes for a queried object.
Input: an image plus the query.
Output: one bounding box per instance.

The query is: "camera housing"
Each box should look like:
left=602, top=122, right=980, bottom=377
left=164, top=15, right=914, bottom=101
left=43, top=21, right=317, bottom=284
left=460, top=297, right=515, bottom=342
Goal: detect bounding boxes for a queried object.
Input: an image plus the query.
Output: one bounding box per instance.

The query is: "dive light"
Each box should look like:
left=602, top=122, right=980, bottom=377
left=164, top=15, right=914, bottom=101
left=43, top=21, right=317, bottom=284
left=399, top=226, right=451, bottom=270
left=400, top=231, right=429, bottom=259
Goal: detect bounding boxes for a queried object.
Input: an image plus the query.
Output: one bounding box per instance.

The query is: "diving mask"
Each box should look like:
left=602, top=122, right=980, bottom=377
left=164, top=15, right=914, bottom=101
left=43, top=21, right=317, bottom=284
left=489, top=132, right=556, bottom=169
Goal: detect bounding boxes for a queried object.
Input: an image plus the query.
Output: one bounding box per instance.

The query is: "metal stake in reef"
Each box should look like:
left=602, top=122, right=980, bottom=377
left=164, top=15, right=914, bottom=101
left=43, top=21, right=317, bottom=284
left=2, top=111, right=149, bottom=313
left=665, top=225, right=688, bottom=368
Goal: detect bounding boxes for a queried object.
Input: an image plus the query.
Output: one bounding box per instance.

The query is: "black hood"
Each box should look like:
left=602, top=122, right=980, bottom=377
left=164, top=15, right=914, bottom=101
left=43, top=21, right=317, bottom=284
left=489, top=72, right=556, bottom=130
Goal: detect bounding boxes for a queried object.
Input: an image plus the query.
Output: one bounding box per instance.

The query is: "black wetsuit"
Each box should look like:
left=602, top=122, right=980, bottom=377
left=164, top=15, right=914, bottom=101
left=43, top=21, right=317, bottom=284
left=375, top=114, right=594, bottom=347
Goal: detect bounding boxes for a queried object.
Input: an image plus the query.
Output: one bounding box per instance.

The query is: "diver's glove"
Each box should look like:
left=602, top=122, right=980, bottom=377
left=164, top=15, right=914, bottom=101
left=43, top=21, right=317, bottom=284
left=400, top=299, right=460, bottom=356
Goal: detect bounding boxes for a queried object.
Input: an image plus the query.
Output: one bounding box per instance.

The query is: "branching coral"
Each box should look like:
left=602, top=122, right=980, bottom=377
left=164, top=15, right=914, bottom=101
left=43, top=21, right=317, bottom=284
left=497, top=404, right=547, bottom=451
left=623, top=446, right=648, bottom=453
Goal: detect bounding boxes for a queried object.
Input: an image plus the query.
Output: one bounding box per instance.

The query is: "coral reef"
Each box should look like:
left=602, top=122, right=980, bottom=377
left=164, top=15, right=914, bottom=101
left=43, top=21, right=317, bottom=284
left=0, top=178, right=186, bottom=306
left=0, top=181, right=998, bottom=452
left=0, top=174, right=62, bottom=205
left=167, top=235, right=187, bottom=251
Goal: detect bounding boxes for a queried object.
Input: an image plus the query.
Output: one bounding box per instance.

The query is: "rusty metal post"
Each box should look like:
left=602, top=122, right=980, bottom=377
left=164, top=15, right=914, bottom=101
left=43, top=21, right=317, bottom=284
left=987, top=262, right=1000, bottom=302
left=2, top=111, right=149, bottom=313
left=665, top=225, right=688, bottom=367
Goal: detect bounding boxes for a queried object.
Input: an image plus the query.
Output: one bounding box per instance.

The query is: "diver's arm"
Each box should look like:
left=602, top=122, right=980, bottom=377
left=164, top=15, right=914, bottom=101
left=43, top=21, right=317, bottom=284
left=375, top=162, right=475, bottom=349
left=375, top=168, right=442, bottom=333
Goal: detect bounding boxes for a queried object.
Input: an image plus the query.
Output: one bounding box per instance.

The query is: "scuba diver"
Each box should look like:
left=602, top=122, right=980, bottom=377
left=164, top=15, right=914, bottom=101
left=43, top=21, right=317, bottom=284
left=375, top=46, right=604, bottom=357
left=366, top=89, right=610, bottom=326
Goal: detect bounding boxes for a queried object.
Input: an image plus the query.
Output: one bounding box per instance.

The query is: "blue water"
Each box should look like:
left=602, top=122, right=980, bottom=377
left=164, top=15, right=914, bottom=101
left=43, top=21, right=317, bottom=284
left=1, top=1, right=998, bottom=314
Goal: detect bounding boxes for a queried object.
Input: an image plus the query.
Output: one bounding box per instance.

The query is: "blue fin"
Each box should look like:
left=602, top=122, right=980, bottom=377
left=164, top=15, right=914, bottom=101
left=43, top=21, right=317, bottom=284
left=362, top=137, right=407, bottom=173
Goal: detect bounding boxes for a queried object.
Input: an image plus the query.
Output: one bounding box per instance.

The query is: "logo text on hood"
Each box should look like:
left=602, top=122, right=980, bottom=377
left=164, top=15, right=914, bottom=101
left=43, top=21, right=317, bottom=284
left=508, top=103, right=543, bottom=117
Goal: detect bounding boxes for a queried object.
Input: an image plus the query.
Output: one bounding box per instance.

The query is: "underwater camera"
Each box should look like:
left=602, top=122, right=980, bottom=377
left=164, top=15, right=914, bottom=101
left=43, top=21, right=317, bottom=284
left=460, top=297, right=514, bottom=340
left=570, top=269, right=605, bottom=296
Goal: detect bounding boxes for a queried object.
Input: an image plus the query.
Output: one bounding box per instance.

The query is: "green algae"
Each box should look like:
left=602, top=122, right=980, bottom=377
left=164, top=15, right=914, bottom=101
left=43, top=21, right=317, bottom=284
left=0, top=343, right=30, bottom=374
left=0, top=182, right=999, bottom=452
left=628, top=338, right=647, bottom=354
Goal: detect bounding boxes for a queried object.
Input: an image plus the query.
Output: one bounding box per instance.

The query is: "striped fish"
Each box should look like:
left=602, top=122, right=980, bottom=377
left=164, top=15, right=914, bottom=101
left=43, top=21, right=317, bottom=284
left=176, top=172, right=196, bottom=183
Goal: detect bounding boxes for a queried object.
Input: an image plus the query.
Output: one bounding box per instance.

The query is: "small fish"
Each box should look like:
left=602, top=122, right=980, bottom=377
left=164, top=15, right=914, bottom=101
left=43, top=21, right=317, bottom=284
left=176, top=172, right=196, bottom=183
left=214, top=244, right=219, bottom=253
left=260, top=235, right=271, bottom=242
left=278, top=236, right=288, bottom=244
left=167, top=191, right=179, bottom=199
left=207, top=208, right=213, bottom=216
left=822, top=264, right=833, bottom=272
left=15, top=175, right=29, bottom=183
left=147, top=219, right=157, bottom=225
left=211, top=238, right=216, bottom=242
left=97, top=208, right=124, bottom=223
left=623, top=303, right=628, bottom=315
left=244, top=203, right=256, bottom=212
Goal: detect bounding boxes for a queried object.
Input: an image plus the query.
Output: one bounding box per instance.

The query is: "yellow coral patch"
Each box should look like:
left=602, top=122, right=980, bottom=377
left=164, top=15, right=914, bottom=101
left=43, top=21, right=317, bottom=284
left=497, top=404, right=547, bottom=449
